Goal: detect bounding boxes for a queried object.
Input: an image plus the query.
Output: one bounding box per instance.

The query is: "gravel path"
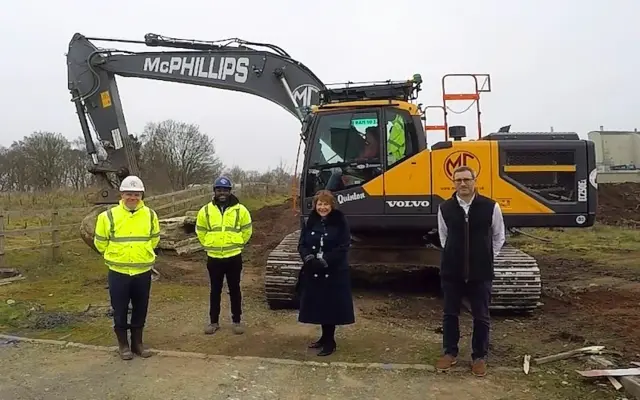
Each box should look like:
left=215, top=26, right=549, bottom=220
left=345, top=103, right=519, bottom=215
left=0, top=341, right=545, bottom=400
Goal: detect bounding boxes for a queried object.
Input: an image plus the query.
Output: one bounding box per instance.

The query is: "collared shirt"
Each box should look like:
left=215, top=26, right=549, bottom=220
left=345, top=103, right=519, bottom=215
left=437, top=194, right=506, bottom=257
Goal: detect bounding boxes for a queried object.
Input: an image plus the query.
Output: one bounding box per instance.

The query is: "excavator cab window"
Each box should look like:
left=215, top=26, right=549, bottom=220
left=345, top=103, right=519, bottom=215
left=304, top=109, right=383, bottom=196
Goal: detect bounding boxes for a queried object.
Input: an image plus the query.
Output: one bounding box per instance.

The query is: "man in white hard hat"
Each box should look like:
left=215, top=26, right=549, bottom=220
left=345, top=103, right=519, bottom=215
left=93, top=175, right=161, bottom=360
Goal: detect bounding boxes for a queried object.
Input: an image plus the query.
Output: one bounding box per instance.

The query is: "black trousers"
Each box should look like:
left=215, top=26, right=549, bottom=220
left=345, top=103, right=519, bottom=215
left=108, top=269, right=152, bottom=330
left=441, top=279, right=492, bottom=360
left=207, top=254, right=243, bottom=324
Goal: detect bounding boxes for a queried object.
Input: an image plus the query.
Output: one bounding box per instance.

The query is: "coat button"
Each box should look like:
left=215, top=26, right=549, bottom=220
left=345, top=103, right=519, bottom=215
left=313, top=274, right=318, bottom=277
left=311, top=231, right=315, bottom=235
left=325, top=274, right=329, bottom=278
left=312, top=246, right=315, bottom=249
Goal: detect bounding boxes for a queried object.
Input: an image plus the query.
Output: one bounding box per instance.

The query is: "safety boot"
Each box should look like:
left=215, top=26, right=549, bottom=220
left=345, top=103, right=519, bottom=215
left=435, top=354, right=457, bottom=372
left=114, top=328, right=133, bottom=360
left=232, top=322, right=245, bottom=335
left=204, top=323, right=220, bottom=335
left=130, top=327, right=152, bottom=358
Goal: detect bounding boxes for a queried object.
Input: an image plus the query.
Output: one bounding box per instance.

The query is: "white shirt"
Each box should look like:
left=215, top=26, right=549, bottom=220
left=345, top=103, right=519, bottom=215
left=437, top=194, right=506, bottom=258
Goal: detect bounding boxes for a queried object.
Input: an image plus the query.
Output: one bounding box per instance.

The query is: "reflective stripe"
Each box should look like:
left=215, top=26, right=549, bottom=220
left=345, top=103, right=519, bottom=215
left=197, top=224, right=252, bottom=233
left=202, top=244, right=244, bottom=252
left=234, top=209, right=240, bottom=230
left=204, top=204, right=211, bottom=230
left=106, top=260, right=156, bottom=268
left=103, top=207, right=158, bottom=242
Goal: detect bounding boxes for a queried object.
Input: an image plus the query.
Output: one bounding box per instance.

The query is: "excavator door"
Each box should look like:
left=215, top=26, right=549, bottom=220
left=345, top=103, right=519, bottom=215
left=300, top=107, right=387, bottom=218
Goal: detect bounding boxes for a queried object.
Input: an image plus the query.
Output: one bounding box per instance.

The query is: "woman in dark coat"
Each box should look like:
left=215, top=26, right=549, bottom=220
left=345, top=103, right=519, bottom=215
left=297, top=189, right=355, bottom=356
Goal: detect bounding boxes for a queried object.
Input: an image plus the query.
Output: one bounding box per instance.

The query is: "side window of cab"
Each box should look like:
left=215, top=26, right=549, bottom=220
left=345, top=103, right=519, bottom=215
left=384, top=108, right=418, bottom=168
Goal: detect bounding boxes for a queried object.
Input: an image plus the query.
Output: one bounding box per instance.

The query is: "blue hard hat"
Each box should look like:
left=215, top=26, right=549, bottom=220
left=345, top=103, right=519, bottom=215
left=214, top=176, right=232, bottom=189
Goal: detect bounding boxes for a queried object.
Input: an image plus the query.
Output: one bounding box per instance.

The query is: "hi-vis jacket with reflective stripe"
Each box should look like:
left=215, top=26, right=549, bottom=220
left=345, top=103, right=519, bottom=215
left=93, top=200, right=161, bottom=276
left=387, top=114, right=406, bottom=164
left=195, top=194, right=252, bottom=259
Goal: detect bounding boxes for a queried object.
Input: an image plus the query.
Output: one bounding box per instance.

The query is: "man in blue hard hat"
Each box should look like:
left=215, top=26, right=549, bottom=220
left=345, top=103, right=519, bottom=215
left=195, top=176, right=253, bottom=335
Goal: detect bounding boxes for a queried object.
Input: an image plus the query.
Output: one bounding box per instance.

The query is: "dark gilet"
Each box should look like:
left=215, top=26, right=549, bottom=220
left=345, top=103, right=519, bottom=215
left=439, top=192, right=496, bottom=281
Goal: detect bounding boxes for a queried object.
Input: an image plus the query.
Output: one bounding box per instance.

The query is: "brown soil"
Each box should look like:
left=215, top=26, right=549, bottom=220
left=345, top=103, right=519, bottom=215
left=597, top=182, right=640, bottom=227
left=146, top=184, right=640, bottom=380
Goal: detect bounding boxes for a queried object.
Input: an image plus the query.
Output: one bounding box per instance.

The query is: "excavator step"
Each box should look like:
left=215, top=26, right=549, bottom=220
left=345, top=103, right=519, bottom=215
left=264, top=231, right=542, bottom=312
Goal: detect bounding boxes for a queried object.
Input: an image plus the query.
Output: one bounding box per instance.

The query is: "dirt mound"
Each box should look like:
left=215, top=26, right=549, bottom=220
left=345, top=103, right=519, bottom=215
left=245, top=198, right=300, bottom=263
left=597, top=183, right=640, bottom=227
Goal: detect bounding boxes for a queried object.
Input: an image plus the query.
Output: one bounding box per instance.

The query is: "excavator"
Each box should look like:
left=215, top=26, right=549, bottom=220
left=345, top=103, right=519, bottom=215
left=66, top=32, right=598, bottom=313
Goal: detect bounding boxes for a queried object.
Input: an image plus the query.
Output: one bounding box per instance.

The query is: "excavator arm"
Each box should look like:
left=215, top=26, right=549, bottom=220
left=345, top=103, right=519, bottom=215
left=66, top=32, right=326, bottom=204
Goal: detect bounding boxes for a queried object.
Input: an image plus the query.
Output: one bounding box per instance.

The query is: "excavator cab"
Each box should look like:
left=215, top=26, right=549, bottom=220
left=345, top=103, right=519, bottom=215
left=299, top=78, right=428, bottom=228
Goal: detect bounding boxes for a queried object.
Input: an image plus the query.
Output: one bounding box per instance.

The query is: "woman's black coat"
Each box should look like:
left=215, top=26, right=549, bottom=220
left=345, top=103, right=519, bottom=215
left=296, top=208, right=355, bottom=326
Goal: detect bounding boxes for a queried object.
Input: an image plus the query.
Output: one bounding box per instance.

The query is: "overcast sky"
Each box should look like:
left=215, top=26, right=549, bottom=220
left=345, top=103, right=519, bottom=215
left=1, top=0, right=638, bottom=172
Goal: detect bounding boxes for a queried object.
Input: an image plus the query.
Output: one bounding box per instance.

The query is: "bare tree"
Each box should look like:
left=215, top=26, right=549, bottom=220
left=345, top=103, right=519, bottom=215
left=139, top=119, right=224, bottom=190
left=225, top=165, right=247, bottom=186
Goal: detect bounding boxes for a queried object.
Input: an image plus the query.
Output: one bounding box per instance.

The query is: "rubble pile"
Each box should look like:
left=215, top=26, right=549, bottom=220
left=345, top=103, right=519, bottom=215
left=157, top=211, right=203, bottom=255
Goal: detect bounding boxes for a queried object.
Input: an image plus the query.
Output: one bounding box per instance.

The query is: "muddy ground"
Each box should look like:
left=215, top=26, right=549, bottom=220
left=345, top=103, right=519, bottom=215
left=0, top=342, right=576, bottom=400
left=597, top=182, right=640, bottom=227
left=2, top=183, right=640, bottom=399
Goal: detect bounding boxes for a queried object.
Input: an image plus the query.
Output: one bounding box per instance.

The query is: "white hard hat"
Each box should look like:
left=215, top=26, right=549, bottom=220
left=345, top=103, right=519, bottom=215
left=119, top=175, right=145, bottom=192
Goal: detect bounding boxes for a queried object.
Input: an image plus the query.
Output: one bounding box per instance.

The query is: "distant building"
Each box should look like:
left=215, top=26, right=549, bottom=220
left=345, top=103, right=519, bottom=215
left=587, top=130, right=640, bottom=171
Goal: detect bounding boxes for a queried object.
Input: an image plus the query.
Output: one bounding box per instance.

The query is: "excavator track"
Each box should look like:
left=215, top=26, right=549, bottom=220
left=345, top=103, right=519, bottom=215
left=264, top=230, right=542, bottom=312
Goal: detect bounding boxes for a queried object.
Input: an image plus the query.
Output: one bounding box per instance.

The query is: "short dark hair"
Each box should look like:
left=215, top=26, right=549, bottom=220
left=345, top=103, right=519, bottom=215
left=453, top=166, right=476, bottom=179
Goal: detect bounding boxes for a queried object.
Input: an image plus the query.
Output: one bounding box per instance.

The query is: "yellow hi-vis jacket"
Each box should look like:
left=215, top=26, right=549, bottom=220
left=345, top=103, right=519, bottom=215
left=93, top=200, right=161, bottom=276
left=387, top=114, right=406, bottom=164
left=195, top=196, right=252, bottom=259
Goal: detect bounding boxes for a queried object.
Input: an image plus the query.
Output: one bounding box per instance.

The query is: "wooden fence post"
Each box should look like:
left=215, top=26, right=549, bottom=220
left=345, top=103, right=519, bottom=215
left=51, top=210, right=60, bottom=261
left=0, top=213, right=5, bottom=268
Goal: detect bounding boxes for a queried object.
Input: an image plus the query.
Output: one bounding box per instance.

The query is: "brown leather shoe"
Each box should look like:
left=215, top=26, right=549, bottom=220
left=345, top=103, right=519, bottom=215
left=472, top=358, right=487, bottom=377
left=435, top=354, right=457, bottom=371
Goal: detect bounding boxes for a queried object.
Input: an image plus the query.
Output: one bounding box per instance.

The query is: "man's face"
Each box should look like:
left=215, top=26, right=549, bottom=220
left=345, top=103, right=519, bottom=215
left=214, top=187, right=231, bottom=202
left=453, top=170, right=475, bottom=196
left=121, top=191, right=142, bottom=209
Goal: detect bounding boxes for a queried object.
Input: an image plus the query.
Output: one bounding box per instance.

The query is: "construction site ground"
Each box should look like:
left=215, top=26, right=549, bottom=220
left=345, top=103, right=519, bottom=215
left=1, top=183, right=640, bottom=399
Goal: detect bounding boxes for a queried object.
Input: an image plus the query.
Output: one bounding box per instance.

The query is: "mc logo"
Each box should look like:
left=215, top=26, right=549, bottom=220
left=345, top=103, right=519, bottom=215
left=444, top=151, right=481, bottom=181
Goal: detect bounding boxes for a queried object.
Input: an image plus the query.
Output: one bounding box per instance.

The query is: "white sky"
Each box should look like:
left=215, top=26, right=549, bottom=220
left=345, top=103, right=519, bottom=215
left=1, top=0, right=638, bottom=172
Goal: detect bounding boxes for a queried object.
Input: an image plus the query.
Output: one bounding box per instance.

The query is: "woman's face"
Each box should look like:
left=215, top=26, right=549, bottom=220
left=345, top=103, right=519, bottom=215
left=315, top=199, right=332, bottom=217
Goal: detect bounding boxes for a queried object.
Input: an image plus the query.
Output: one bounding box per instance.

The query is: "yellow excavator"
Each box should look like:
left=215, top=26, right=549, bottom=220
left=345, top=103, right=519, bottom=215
left=66, top=33, right=597, bottom=313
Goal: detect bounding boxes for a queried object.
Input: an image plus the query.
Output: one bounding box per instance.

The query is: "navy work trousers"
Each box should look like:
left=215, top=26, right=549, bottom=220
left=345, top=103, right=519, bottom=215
left=441, top=279, right=492, bottom=360
left=108, top=269, right=152, bottom=330
left=207, top=254, right=243, bottom=324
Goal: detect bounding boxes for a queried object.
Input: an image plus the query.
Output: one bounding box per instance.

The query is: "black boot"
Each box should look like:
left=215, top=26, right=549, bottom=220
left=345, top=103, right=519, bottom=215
left=114, top=328, right=133, bottom=360
left=309, top=324, right=331, bottom=349
left=308, top=336, right=325, bottom=349
left=317, top=339, right=336, bottom=356
left=130, top=327, right=152, bottom=358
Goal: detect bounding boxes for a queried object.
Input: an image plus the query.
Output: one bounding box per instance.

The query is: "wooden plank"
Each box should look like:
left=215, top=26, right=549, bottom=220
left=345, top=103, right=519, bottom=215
left=534, top=346, right=604, bottom=365
left=577, top=368, right=640, bottom=377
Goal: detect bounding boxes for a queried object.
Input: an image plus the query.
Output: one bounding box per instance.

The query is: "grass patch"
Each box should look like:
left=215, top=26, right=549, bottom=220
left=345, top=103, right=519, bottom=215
left=510, top=223, right=640, bottom=268
left=0, top=193, right=289, bottom=338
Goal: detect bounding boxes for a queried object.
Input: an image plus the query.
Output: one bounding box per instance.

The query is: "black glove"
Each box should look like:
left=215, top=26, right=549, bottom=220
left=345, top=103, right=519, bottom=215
left=315, top=258, right=328, bottom=268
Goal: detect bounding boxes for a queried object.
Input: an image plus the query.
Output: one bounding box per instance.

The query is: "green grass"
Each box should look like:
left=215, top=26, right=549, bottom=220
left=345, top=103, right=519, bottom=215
left=0, top=192, right=289, bottom=334
left=510, top=223, right=640, bottom=269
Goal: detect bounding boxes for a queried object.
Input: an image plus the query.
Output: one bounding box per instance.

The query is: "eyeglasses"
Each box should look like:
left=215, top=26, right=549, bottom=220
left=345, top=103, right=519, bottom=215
left=453, top=178, right=474, bottom=184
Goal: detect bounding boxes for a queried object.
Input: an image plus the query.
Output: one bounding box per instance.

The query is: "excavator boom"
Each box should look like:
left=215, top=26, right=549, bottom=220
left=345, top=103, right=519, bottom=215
left=67, top=32, right=325, bottom=203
